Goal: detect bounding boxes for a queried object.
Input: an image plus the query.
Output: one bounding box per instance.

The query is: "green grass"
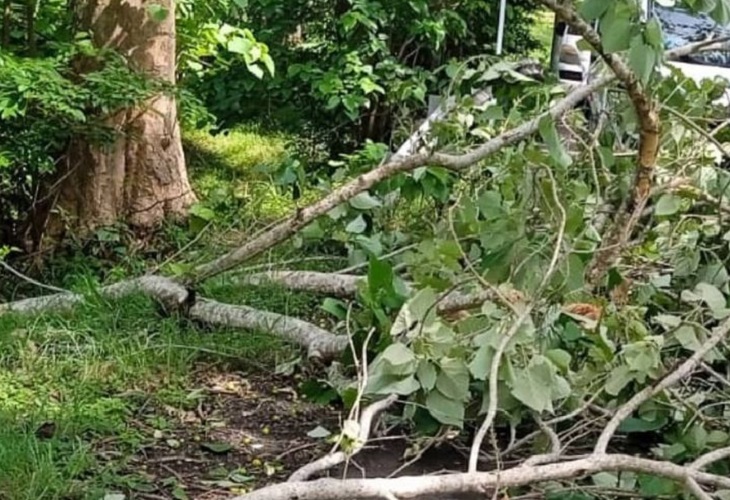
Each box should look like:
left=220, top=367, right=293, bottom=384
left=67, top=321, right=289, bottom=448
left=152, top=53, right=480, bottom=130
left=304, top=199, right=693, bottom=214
left=0, top=125, right=340, bottom=499
left=184, top=125, right=303, bottom=220
left=0, top=279, right=321, bottom=499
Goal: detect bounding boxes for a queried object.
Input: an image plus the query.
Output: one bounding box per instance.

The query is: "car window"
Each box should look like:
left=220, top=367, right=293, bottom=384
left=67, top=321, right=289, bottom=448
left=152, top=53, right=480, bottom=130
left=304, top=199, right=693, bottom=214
left=655, top=4, right=730, bottom=67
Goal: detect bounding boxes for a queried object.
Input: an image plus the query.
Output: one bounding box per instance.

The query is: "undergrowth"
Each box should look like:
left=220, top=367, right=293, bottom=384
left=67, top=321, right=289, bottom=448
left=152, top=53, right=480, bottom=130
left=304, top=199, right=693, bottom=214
left=0, top=126, right=336, bottom=500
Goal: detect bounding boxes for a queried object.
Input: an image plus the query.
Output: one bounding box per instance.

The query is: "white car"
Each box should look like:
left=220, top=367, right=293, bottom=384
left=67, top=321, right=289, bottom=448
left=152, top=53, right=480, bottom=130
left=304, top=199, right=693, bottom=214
left=552, top=0, right=730, bottom=104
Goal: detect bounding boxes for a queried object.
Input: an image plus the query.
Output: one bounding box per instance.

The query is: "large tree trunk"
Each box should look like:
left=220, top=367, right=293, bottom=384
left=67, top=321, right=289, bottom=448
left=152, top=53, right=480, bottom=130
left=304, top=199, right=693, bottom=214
left=50, top=0, right=195, bottom=237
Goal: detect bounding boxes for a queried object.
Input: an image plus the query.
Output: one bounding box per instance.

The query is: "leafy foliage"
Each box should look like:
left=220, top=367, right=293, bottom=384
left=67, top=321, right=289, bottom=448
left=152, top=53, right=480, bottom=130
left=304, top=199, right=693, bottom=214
left=0, top=44, right=163, bottom=246
left=183, top=0, right=541, bottom=151
left=6, top=0, right=730, bottom=497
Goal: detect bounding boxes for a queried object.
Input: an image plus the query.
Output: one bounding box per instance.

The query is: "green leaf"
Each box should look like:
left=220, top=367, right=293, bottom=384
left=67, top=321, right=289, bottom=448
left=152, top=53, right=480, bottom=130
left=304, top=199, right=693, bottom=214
left=639, top=475, right=677, bottom=496
left=327, top=205, right=348, bottom=220
left=601, top=3, right=634, bottom=53
left=655, top=194, right=681, bottom=216
left=201, top=442, right=233, bottom=454
left=545, top=349, right=572, bottom=373
left=172, top=486, right=189, bottom=500
left=644, top=18, right=664, bottom=49
left=628, top=35, right=657, bottom=84
left=325, top=95, right=340, bottom=109
left=355, top=235, right=383, bottom=256
left=380, top=343, right=416, bottom=369
left=435, top=358, right=470, bottom=401
left=417, top=360, right=437, bottom=391
left=538, top=116, right=572, bottom=167
left=365, top=373, right=420, bottom=395
left=425, top=390, right=465, bottom=428
left=349, top=191, right=382, bottom=210
left=468, top=344, right=493, bottom=381
left=682, top=282, right=728, bottom=316
left=368, top=257, right=395, bottom=299
left=247, top=63, right=265, bottom=79
left=653, top=314, right=682, bottom=330
left=618, top=416, right=668, bottom=433
left=346, top=215, right=367, bottom=234
left=261, top=54, right=275, bottom=77
left=476, top=191, right=503, bottom=219
left=307, top=426, right=332, bottom=438
left=605, top=365, right=634, bottom=396
left=228, top=36, right=253, bottom=55
left=580, top=0, right=610, bottom=20
left=391, top=288, right=438, bottom=337
left=189, top=204, right=215, bottom=221
left=592, top=472, right=618, bottom=488
left=708, top=430, right=729, bottom=444
left=511, top=370, right=551, bottom=413
left=321, top=298, right=348, bottom=319
left=624, top=339, right=662, bottom=373
left=598, top=146, right=616, bottom=168
left=359, top=77, right=385, bottom=94
left=687, top=423, right=709, bottom=451
left=695, top=282, right=727, bottom=313
left=675, top=325, right=703, bottom=352
left=510, top=356, right=565, bottom=413
left=712, top=0, right=730, bottom=25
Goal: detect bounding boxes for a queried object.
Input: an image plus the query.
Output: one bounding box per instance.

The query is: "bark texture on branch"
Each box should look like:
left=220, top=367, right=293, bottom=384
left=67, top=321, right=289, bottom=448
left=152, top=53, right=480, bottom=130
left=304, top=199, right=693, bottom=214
left=189, top=299, right=347, bottom=359
left=0, top=276, right=344, bottom=359
left=240, top=270, right=501, bottom=315
left=539, top=0, right=660, bottom=290
left=237, top=453, right=730, bottom=500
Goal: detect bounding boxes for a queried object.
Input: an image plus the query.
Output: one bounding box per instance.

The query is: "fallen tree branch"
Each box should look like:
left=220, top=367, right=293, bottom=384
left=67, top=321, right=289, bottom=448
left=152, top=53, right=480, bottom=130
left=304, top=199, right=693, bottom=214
left=0, top=275, right=345, bottom=359
left=241, top=271, right=362, bottom=299
left=686, top=478, right=713, bottom=500
left=185, top=74, right=616, bottom=285
left=691, top=446, right=730, bottom=470
left=236, top=453, right=730, bottom=500
left=238, top=270, right=499, bottom=314
left=0, top=275, right=189, bottom=315
left=539, top=0, right=660, bottom=290
left=288, top=394, right=398, bottom=482
left=189, top=299, right=347, bottom=359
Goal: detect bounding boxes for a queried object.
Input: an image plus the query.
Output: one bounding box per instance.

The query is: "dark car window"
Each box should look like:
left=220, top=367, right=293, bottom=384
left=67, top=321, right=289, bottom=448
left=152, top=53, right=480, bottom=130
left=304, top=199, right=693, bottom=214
left=654, top=4, right=730, bottom=67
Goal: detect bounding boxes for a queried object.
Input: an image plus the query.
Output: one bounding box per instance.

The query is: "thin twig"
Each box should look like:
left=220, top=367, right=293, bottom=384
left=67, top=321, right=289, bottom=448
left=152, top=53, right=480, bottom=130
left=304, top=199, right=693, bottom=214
left=468, top=165, right=568, bottom=472
left=595, top=318, right=730, bottom=454
left=0, top=260, right=70, bottom=294
left=691, top=446, right=730, bottom=470
left=685, top=478, right=713, bottom=500
left=287, top=394, right=398, bottom=482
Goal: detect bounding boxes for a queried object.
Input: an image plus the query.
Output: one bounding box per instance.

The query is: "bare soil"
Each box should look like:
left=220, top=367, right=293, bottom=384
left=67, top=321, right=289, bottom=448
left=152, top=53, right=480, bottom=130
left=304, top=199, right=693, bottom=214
left=112, top=368, right=484, bottom=499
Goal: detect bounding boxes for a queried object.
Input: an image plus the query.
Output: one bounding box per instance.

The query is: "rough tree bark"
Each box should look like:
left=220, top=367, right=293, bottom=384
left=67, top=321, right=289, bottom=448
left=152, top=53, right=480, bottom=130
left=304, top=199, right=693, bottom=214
left=49, top=0, right=195, bottom=236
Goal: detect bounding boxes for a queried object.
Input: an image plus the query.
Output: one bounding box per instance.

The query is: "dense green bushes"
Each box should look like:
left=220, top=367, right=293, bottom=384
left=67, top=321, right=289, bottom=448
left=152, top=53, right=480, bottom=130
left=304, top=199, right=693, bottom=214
left=182, top=0, right=540, bottom=150
left=0, top=45, right=163, bottom=248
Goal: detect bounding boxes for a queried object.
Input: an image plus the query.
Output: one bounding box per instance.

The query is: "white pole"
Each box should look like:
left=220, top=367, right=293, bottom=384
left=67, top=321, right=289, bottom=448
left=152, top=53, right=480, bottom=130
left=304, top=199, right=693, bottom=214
left=496, top=0, right=507, bottom=55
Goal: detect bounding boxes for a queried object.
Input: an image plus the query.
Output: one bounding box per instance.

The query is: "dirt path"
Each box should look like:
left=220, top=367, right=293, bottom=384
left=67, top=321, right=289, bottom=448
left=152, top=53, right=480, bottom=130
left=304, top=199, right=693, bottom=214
left=110, top=369, right=484, bottom=499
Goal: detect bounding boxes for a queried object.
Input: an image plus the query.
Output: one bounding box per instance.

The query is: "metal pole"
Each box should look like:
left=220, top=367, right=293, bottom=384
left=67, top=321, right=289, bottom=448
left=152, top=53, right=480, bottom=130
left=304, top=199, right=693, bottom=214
left=496, top=0, right=507, bottom=55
